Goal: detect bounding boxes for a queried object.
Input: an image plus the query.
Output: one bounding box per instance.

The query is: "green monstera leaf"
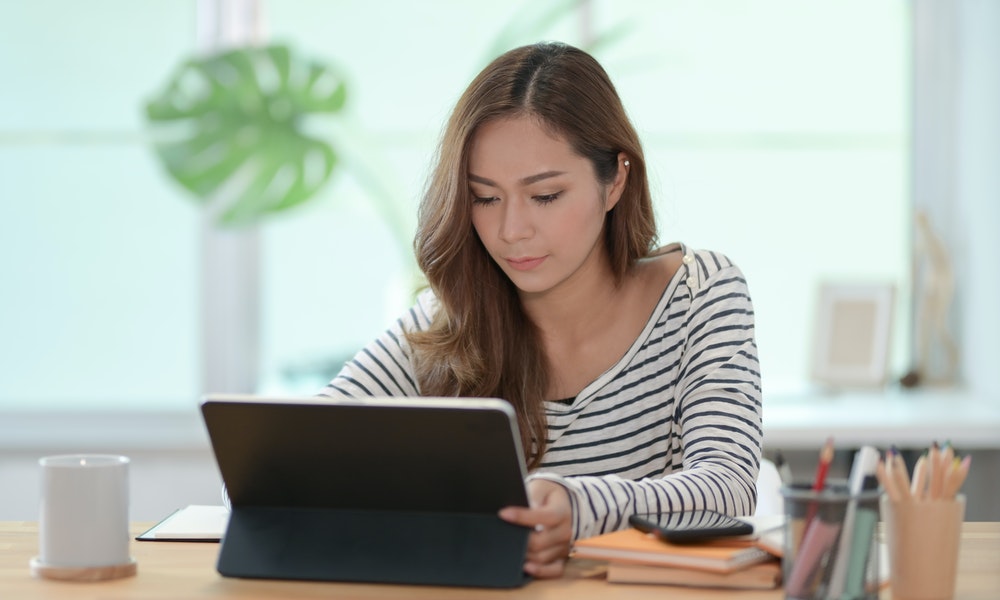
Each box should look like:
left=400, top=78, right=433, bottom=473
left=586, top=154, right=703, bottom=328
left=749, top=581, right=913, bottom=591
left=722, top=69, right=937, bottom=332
left=145, top=44, right=347, bottom=227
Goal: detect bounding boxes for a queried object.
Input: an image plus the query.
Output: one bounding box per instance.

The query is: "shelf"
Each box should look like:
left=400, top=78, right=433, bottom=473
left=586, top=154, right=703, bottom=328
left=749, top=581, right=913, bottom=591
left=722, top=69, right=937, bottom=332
left=764, top=387, right=1000, bottom=450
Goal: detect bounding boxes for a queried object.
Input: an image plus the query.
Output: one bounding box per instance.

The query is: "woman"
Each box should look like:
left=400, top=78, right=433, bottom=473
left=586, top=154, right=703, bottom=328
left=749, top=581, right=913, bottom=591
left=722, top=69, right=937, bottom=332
left=323, top=41, right=762, bottom=578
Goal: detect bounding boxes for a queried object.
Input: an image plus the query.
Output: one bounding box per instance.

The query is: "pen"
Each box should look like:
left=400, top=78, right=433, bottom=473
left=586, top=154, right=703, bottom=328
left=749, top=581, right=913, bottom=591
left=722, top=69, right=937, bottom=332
left=775, top=451, right=793, bottom=486
left=826, top=445, right=879, bottom=599
left=784, top=518, right=842, bottom=598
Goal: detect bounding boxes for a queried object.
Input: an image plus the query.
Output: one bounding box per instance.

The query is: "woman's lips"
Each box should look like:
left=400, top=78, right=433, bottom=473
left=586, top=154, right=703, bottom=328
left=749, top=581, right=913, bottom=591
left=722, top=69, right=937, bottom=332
left=505, top=256, right=546, bottom=271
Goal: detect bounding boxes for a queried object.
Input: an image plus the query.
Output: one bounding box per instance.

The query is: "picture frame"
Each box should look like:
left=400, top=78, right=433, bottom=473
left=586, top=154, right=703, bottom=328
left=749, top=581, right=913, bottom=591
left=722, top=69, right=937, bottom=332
left=810, top=282, right=895, bottom=388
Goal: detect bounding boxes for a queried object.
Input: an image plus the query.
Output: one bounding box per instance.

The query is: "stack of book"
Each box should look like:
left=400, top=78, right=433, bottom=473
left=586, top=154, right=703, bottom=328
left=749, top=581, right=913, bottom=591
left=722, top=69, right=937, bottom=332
left=571, top=517, right=785, bottom=590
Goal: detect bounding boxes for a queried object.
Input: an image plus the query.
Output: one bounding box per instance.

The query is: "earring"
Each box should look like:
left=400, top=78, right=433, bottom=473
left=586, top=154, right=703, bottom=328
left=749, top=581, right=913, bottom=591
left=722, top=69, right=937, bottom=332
left=624, top=160, right=630, bottom=167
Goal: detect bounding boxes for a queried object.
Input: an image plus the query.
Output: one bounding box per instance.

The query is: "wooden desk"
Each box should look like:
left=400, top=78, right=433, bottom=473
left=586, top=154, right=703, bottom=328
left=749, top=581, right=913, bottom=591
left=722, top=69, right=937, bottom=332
left=1, top=522, right=998, bottom=599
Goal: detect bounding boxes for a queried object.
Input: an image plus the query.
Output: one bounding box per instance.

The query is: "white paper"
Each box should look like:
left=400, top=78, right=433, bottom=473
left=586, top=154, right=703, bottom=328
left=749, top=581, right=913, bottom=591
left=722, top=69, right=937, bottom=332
left=138, top=505, right=229, bottom=541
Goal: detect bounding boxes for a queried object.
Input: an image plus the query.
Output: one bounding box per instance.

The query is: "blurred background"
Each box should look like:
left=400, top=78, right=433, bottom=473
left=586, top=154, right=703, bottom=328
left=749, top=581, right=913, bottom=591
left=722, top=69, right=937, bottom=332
left=1, top=0, right=997, bottom=521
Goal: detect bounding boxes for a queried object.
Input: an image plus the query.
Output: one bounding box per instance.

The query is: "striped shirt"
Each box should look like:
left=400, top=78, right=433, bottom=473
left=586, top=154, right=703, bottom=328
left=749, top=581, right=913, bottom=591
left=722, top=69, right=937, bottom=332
left=322, top=244, right=762, bottom=541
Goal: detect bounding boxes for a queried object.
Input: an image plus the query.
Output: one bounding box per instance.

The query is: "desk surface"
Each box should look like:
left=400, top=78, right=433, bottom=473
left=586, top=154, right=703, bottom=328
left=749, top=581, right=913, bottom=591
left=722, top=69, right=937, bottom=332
left=1, top=522, right=998, bottom=599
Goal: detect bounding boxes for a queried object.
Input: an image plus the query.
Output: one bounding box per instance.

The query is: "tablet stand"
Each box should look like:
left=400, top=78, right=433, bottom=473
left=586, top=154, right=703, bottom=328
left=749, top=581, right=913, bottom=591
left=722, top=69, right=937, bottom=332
left=217, top=506, right=531, bottom=588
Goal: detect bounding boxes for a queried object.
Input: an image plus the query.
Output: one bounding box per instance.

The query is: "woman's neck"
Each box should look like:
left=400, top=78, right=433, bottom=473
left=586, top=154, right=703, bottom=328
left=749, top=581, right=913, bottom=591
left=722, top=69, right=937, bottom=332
left=519, top=252, right=624, bottom=346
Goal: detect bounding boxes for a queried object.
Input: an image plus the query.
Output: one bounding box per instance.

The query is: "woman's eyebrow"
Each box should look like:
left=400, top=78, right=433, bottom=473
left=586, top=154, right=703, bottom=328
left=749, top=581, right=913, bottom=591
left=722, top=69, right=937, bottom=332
left=467, top=174, right=497, bottom=187
left=468, top=170, right=566, bottom=187
left=521, top=170, right=565, bottom=185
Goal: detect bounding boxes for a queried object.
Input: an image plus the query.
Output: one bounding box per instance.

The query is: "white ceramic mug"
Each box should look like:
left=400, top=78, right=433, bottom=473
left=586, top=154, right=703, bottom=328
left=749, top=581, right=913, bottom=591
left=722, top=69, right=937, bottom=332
left=34, top=455, right=134, bottom=579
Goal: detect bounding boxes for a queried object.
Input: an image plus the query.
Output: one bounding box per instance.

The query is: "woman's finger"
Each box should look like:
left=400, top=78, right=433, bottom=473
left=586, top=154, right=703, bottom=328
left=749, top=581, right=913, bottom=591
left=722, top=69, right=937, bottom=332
left=524, top=557, right=567, bottom=579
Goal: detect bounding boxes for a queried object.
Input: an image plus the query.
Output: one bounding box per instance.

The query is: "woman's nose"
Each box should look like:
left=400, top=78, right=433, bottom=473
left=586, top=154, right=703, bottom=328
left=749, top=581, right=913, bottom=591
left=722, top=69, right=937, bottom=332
left=498, top=199, right=533, bottom=243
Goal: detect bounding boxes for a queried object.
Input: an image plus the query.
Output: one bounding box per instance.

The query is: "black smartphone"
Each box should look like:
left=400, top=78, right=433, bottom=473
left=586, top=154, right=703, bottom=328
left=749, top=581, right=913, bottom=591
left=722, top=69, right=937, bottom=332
left=628, top=510, right=753, bottom=543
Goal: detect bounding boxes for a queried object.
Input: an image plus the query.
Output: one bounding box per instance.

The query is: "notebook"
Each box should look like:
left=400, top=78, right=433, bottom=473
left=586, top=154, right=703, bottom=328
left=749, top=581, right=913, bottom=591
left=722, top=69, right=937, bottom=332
left=607, top=559, right=782, bottom=589
left=572, top=527, right=773, bottom=573
left=200, top=394, right=531, bottom=588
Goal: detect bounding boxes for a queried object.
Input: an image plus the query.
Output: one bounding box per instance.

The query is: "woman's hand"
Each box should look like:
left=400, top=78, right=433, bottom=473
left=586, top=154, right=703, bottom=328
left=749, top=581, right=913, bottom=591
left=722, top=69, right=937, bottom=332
left=498, top=478, right=573, bottom=578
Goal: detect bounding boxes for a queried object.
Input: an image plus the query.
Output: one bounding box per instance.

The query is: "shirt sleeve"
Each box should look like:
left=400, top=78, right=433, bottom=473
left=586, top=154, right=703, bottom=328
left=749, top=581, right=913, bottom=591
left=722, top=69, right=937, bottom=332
left=533, top=260, right=763, bottom=541
left=319, top=289, right=437, bottom=399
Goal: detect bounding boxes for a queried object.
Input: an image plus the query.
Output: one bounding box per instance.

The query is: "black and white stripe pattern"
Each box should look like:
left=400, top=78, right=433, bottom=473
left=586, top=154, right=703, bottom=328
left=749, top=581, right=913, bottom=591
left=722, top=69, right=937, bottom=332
left=321, top=245, right=762, bottom=541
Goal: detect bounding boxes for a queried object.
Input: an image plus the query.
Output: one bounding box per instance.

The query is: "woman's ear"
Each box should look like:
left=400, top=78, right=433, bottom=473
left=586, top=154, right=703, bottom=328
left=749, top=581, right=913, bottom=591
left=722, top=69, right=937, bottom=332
left=605, top=152, right=630, bottom=212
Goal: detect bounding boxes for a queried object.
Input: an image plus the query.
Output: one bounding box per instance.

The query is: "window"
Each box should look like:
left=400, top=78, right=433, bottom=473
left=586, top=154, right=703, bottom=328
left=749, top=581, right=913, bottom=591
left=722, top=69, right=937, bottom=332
left=0, top=1, right=200, bottom=410
left=0, top=1, right=915, bottom=413
left=259, top=0, right=911, bottom=395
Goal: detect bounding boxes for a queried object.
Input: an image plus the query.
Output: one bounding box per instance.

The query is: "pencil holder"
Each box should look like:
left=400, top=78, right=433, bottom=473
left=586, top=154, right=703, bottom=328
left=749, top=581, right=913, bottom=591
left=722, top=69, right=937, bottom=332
left=781, top=482, right=881, bottom=600
left=881, top=494, right=965, bottom=600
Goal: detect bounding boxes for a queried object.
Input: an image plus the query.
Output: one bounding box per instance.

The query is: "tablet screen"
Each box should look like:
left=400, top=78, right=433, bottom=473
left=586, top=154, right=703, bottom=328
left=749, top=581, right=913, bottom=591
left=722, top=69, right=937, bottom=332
left=201, top=395, right=530, bottom=513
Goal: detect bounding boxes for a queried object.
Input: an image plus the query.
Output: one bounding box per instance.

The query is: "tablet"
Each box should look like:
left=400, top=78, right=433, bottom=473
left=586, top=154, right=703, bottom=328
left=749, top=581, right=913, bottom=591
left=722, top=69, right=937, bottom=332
left=200, top=394, right=532, bottom=587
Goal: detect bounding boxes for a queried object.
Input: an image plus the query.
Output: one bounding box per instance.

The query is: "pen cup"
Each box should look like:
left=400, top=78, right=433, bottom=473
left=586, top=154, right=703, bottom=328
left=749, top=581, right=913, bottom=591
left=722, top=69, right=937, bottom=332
left=881, top=494, right=965, bottom=600
left=781, top=482, right=881, bottom=600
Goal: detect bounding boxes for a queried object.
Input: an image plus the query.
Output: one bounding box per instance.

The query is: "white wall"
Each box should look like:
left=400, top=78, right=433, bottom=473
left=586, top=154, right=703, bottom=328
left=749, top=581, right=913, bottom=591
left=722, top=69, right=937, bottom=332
left=2, top=449, right=221, bottom=522
left=0, top=412, right=222, bottom=521
left=957, top=0, right=1000, bottom=395
left=914, top=0, right=1000, bottom=392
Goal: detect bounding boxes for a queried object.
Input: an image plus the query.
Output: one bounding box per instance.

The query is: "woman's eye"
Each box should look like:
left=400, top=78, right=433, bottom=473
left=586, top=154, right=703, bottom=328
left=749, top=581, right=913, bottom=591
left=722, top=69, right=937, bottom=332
left=534, top=193, right=560, bottom=204
left=472, top=195, right=499, bottom=206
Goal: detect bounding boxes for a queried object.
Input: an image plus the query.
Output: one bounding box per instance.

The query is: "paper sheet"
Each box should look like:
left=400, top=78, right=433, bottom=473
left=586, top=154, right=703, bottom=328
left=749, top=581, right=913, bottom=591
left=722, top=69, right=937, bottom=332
left=136, top=505, right=229, bottom=541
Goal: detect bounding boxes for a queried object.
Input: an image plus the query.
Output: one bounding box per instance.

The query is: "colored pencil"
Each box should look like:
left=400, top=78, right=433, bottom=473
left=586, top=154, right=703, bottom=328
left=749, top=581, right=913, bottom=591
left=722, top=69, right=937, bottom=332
left=889, top=446, right=911, bottom=499
left=804, top=437, right=835, bottom=524
left=876, top=457, right=900, bottom=502
left=812, top=437, right=835, bottom=493
left=942, top=455, right=972, bottom=499
left=928, top=441, right=942, bottom=499
left=910, top=454, right=927, bottom=499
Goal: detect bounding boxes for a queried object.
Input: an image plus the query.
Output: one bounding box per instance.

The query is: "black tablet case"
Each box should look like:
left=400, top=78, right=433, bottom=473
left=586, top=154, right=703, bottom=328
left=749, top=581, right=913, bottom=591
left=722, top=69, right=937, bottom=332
left=200, top=396, right=531, bottom=588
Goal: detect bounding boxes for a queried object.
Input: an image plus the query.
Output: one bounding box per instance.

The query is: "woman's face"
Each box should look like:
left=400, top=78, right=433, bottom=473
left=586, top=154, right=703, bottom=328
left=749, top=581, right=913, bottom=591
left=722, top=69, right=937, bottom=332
left=468, top=116, right=622, bottom=297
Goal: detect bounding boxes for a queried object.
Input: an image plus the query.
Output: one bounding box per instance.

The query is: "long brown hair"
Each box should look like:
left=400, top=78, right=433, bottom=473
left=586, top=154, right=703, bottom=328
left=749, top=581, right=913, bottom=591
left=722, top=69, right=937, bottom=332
left=408, top=42, right=657, bottom=469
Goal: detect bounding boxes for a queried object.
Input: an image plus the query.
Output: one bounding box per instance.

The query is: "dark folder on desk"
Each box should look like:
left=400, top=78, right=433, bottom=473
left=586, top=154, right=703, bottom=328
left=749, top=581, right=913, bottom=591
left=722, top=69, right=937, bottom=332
left=200, top=394, right=531, bottom=588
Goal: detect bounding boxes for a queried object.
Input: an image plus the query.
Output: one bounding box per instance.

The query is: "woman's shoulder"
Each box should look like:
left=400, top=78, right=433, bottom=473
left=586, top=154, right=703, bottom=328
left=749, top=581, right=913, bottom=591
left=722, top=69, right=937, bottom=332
left=686, top=246, right=741, bottom=277
left=414, top=287, right=439, bottom=311
left=637, top=243, right=684, bottom=287
left=644, top=243, right=746, bottom=295
left=388, top=287, right=440, bottom=333
left=654, top=243, right=742, bottom=275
